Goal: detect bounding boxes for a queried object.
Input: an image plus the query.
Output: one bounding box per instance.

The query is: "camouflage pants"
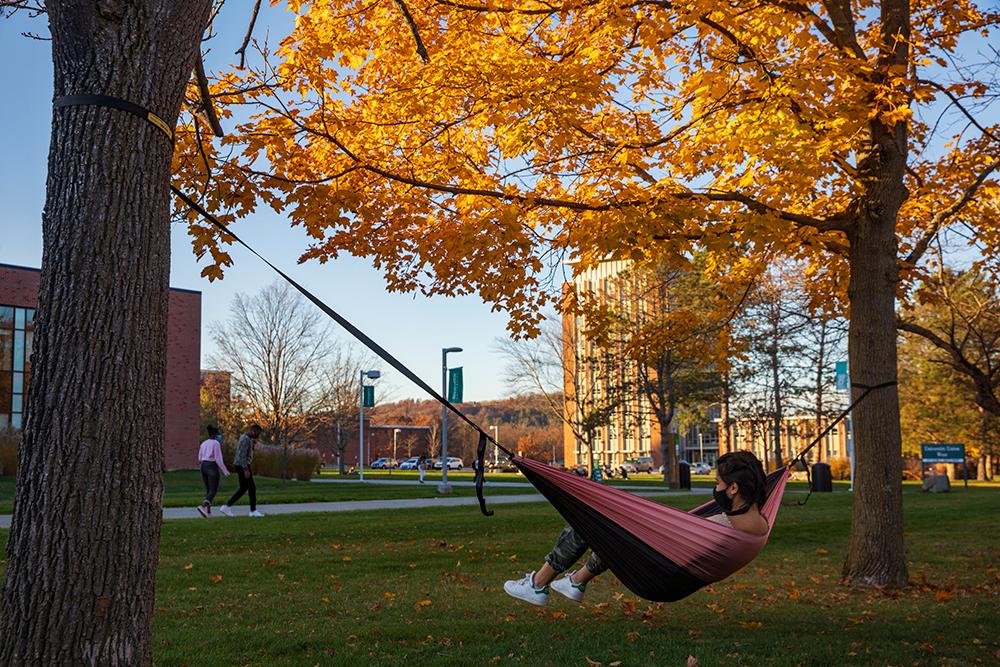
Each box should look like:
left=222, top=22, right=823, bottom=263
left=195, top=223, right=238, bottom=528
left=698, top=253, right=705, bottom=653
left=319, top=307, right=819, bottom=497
left=544, top=525, right=608, bottom=576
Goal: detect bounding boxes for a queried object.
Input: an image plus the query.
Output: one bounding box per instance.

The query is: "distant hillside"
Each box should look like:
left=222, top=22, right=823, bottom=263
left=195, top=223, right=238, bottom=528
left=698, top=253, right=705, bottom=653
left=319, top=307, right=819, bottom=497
left=370, top=394, right=563, bottom=463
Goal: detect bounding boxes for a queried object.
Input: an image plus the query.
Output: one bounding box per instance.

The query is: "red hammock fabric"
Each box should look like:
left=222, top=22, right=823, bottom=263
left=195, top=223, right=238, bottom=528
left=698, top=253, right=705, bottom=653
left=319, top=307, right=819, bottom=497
left=513, top=457, right=790, bottom=602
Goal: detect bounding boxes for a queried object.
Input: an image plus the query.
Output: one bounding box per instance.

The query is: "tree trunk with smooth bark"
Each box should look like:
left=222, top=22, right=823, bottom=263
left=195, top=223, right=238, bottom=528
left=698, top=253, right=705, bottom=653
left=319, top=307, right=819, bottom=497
left=0, top=2, right=210, bottom=664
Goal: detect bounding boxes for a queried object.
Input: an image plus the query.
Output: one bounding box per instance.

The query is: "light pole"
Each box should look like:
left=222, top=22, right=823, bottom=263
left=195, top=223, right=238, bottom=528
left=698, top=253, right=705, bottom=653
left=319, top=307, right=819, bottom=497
left=359, top=369, right=381, bottom=482
left=440, top=346, right=462, bottom=494
left=490, top=424, right=499, bottom=467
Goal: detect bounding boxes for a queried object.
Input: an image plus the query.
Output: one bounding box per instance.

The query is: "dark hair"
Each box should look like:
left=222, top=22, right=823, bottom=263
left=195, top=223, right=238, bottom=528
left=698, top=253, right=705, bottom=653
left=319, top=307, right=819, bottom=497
left=716, top=450, right=767, bottom=509
left=206, top=425, right=219, bottom=438
left=248, top=424, right=262, bottom=435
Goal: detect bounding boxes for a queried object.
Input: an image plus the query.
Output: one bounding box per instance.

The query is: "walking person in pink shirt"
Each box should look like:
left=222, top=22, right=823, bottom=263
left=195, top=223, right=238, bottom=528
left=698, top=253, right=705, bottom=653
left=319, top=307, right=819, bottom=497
left=196, top=425, right=230, bottom=517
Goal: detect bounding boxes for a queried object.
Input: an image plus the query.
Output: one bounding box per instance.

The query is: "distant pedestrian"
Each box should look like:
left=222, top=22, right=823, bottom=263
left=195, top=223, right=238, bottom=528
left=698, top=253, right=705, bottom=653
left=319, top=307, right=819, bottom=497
left=219, top=424, right=264, bottom=517
left=196, top=425, right=230, bottom=517
left=418, top=457, right=427, bottom=484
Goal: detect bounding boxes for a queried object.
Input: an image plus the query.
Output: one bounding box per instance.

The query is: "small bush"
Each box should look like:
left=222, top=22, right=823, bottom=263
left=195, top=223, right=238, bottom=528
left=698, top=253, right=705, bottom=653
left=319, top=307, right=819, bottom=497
left=0, top=430, right=18, bottom=476
left=219, top=440, right=320, bottom=480
left=828, top=457, right=851, bottom=480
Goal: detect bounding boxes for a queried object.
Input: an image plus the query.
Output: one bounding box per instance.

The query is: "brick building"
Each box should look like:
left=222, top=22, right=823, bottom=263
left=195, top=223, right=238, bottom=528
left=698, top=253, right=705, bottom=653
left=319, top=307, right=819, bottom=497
left=0, top=263, right=201, bottom=469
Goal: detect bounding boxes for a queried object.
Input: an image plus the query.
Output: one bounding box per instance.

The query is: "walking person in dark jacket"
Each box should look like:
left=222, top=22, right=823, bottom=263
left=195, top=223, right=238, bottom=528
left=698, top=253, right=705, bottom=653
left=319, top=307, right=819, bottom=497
left=196, top=425, right=230, bottom=517
left=219, top=424, right=264, bottom=517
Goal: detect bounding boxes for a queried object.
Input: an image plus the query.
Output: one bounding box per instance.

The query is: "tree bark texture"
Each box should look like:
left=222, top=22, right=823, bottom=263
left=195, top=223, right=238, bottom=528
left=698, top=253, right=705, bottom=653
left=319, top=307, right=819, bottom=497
left=0, top=2, right=211, bottom=665
left=841, top=0, right=911, bottom=588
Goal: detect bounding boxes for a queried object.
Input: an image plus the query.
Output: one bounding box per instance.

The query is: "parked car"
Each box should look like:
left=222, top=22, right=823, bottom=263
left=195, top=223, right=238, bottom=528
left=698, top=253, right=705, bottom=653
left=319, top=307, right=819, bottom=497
left=692, top=462, right=712, bottom=475
left=433, top=456, right=464, bottom=470
left=370, top=457, right=398, bottom=469
left=634, top=456, right=655, bottom=473
left=399, top=457, right=425, bottom=470
left=619, top=461, right=638, bottom=474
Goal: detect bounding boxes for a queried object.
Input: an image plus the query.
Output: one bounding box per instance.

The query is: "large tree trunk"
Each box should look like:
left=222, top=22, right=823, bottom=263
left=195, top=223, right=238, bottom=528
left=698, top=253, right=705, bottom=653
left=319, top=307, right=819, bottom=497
left=0, top=2, right=210, bottom=664
left=841, top=1, right=910, bottom=583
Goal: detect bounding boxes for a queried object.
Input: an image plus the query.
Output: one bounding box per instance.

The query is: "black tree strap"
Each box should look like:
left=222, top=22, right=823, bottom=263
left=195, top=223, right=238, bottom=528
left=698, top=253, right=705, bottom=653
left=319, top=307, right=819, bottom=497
left=474, top=433, right=494, bottom=516
left=787, top=380, right=898, bottom=470
left=170, top=187, right=512, bottom=514
left=54, top=94, right=174, bottom=141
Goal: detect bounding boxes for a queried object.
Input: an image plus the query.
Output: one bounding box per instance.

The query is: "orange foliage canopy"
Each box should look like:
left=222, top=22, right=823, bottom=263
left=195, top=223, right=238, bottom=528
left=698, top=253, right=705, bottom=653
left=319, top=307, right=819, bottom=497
left=173, top=0, right=1000, bottom=335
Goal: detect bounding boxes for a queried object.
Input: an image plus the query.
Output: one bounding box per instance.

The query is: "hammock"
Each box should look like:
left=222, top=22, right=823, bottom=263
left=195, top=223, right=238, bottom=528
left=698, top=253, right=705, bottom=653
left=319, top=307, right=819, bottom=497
left=169, top=179, right=891, bottom=604
left=514, top=456, right=789, bottom=602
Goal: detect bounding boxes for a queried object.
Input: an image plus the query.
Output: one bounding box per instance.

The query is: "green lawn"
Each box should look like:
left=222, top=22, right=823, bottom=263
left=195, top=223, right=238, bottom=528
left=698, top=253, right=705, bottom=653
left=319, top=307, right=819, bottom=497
left=3, top=486, right=996, bottom=665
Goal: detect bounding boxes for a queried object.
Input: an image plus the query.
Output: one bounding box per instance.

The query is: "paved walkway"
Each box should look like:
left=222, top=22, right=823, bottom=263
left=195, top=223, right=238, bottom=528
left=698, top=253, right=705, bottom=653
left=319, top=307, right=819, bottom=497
left=312, top=477, right=694, bottom=493
left=0, top=486, right=711, bottom=527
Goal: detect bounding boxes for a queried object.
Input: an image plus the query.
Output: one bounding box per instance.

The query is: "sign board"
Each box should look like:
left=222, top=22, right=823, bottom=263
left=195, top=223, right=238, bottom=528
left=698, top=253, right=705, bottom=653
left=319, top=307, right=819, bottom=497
left=363, top=385, right=375, bottom=408
left=448, top=367, right=463, bottom=403
left=921, top=443, right=965, bottom=464
left=835, top=361, right=849, bottom=391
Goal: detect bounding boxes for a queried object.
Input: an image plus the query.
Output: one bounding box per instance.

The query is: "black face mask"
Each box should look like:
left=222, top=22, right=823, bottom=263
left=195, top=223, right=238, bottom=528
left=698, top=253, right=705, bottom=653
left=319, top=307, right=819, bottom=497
left=713, top=486, right=734, bottom=512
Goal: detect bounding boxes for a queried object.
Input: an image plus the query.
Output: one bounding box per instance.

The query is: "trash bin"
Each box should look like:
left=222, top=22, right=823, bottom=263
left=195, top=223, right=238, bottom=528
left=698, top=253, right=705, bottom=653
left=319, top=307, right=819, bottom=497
left=811, top=462, right=833, bottom=493
left=678, top=460, right=691, bottom=490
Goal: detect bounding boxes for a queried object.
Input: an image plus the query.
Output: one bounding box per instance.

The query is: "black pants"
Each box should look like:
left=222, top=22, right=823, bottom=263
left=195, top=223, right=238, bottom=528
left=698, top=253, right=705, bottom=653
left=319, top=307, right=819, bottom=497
left=226, top=465, right=256, bottom=511
left=200, top=461, right=221, bottom=504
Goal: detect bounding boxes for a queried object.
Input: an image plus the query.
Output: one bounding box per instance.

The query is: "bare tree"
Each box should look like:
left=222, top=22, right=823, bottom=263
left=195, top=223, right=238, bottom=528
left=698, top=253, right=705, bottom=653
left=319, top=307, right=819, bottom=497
left=500, top=314, right=627, bottom=476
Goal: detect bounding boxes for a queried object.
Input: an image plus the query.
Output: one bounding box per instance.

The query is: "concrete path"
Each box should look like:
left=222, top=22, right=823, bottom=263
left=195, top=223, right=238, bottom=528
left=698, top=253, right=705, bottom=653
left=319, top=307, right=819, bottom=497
left=0, top=486, right=711, bottom=528
left=312, top=476, right=697, bottom=493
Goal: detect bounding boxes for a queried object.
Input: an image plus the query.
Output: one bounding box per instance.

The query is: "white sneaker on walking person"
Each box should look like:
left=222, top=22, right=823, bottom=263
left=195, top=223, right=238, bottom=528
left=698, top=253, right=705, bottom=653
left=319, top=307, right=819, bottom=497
left=503, top=571, right=549, bottom=606
left=218, top=505, right=234, bottom=517
left=249, top=510, right=265, bottom=517
left=196, top=502, right=209, bottom=518
left=550, top=570, right=587, bottom=603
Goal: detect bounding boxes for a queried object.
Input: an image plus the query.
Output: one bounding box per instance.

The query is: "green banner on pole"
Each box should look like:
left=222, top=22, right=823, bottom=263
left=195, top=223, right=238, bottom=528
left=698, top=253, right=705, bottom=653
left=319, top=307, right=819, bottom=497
left=448, top=367, right=463, bottom=403
left=363, top=385, right=375, bottom=408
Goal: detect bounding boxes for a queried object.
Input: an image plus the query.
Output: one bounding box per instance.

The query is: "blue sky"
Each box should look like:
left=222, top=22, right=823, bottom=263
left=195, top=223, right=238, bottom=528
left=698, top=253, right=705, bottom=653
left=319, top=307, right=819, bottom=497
left=0, top=4, right=518, bottom=403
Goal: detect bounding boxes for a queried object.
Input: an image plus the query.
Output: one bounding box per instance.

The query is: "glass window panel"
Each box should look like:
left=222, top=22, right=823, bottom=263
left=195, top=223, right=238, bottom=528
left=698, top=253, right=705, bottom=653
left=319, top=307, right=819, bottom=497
left=0, top=307, right=12, bottom=329
left=26, top=309, right=35, bottom=328
left=12, top=413, right=21, bottom=429
left=12, top=395, right=22, bottom=413
left=0, top=372, right=10, bottom=414
left=0, top=330, right=11, bottom=372
left=13, top=330, right=24, bottom=370
left=12, top=372, right=22, bottom=393
left=24, top=331, right=32, bottom=373
left=14, top=308, right=25, bottom=330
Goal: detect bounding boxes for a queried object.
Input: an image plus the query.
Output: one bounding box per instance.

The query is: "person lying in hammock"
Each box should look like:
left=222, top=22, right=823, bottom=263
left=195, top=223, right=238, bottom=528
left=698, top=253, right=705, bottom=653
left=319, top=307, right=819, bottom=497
left=504, top=450, right=769, bottom=606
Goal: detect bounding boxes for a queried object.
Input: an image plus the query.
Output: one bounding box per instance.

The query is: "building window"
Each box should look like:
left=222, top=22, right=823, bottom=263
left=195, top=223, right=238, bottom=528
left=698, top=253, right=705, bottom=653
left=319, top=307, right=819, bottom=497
left=0, top=306, right=33, bottom=430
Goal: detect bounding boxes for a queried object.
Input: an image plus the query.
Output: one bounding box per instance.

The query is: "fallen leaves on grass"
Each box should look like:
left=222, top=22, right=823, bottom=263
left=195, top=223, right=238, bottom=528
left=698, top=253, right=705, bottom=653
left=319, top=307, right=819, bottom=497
left=738, top=621, right=762, bottom=629
left=383, top=592, right=397, bottom=599
left=934, top=590, right=954, bottom=603
left=342, top=556, right=352, bottom=562
left=815, top=548, right=829, bottom=555
left=787, top=589, right=801, bottom=601
left=210, top=575, right=223, bottom=584
left=626, top=631, right=640, bottom=641
left=417, top=599, right=432, bottom=607
left=551, top=611, right=567, bottom=620
left=584, top=658, right=602, bottom=667
left=687, top=657, right=699, bottom=667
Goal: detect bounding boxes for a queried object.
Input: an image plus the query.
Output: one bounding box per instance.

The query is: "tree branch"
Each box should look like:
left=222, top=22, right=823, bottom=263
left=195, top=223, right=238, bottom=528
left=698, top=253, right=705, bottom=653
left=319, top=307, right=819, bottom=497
left=918, top=78, right=1000, bottom=145
left=235, top=0, right=262, bottom=69
left=194, top=53, right=225, bottom=137
left=904, top=158, right=1000, bottom=266
left=392, top=0, right=430, bottom=63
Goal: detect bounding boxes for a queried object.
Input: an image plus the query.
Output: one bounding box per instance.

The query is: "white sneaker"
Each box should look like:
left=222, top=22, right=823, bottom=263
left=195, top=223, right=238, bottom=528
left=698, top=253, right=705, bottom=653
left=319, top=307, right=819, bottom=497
left=551, top=571, right=587, bottom=603
left=249, top=510, right=265, bottom=517
left=218, top=505, right=234, bottom=517
left=503, top=571, right=549, bottom=607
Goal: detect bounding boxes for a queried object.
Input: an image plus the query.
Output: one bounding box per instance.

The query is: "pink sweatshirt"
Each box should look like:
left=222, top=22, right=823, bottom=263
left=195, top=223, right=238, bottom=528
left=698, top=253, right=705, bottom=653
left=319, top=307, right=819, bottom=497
left=198, top=439, right=230, bottom=476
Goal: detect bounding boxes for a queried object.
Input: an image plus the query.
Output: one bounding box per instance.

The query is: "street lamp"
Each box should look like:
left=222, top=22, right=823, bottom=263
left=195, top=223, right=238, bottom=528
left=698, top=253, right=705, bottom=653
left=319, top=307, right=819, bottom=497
left=440, top=346, right=462, bottom=494
left=490, top=424, right=499, bottom=468
left=359, top=369, right=381, bottom=482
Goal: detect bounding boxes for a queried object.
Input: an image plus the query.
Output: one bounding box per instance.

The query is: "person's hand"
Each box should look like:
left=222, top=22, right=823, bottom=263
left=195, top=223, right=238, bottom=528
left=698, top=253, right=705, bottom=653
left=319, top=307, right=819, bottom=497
left=244, top=469, right=251, bottom=479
